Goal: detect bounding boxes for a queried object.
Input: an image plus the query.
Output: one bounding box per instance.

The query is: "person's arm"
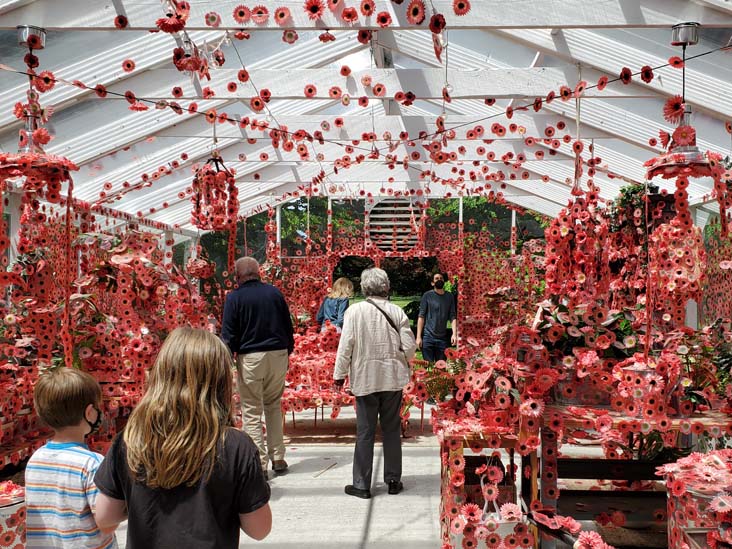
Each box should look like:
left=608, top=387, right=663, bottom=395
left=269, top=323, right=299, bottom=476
left=416, top=294, right=427, bottom=349
left=335, top=298, right=349, bottom=327
left=91, top=444, right=128, bottom=531
left=220, top=294, right=237, bottom=354
left=94, top=493, right=127, bottom=530
left=334, top=308, right=355, bottom=384
left=240, top=504, right=272, bottom=540
left=450, top=293, right=458, bottom=346
left=316, top=299, right=325, bottom=326
left=399, top=310, right=417, bottom=361
left=281, top=294, right=295, bottom=354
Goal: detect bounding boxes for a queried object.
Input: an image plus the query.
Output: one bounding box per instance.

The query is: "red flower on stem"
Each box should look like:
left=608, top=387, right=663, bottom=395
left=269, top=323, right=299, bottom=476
left=407, top=0, right=425, bottom=24
left=640, top=65, right=654, bottom=83
left=453, top=0, right=471, bottom=15
left=429, top=13, right=446, bottom=34
left=669, top=56, right=684, bottom=69
left=274, top=7, right=291, bottom=25
left=304, top=0, right=325, bottom=20
left=619, top=67, right=632, bottom=84
left=663, top=95, right=685, bottom=124
left=341, top=7, right=358, bottom=23
left=251, top=5, right=269, bottom=24
left=360, top=0, right=374, bottom=16
left=672, top=125, right=696, bottom=147
left=250, top=96, right=264, bottom=111
left=156, top=13, right=186, bottom=32
left=357, top=29, right=372, bottom=44
left=233, top=5, right=251, bottom=24
left=376, top=11, right=392, bottom=27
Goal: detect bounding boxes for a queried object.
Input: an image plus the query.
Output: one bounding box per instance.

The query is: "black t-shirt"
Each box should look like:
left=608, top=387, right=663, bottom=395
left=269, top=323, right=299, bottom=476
left=95, top=429, right=270, bottom=549
left=418, top=289, right=456, bottom=339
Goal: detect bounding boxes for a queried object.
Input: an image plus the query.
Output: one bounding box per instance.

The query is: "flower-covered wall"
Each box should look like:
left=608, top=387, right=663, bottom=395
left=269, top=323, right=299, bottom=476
left=0, top=193, right=213, bottom=464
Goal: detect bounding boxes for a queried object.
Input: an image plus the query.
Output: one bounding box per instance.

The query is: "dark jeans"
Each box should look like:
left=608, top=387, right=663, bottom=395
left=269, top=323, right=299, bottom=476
left=353, top=390, right=403, bottom=490
left=422, top=335, right=448, bottom=362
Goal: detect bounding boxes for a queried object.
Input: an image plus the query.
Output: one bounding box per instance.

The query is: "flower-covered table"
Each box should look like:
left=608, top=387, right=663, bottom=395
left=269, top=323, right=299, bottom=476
left=658, top=449, right=732, bottom=549
left=434, top=412, right=539, bottom=549
left=0, top=481, right=25, bottom=547
left=540, top=406, right=732, bottom=542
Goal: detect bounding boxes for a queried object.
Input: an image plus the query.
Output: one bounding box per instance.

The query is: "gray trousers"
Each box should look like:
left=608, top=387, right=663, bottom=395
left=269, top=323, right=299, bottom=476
left=353, top=390, right=403, bottom=490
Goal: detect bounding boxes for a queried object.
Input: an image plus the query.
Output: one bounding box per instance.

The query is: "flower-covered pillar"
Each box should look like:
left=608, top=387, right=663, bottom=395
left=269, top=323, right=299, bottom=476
left=644, top=106, right=716, bottom=332
left=1, top=25, right=79, bottom=368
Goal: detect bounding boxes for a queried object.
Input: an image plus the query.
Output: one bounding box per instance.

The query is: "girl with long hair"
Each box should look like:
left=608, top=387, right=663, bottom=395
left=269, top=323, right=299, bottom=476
left=316, top=277, right=354, bottom=330
left=94, top=327, right=271, bottom=549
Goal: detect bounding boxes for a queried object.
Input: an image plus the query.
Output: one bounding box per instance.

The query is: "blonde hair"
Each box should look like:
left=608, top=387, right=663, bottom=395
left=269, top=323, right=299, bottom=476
left=124, top=327, right=234, bottom=489
left=34, top=367, right=102, bottom=430
left=328, top=277, right=354, bottom=299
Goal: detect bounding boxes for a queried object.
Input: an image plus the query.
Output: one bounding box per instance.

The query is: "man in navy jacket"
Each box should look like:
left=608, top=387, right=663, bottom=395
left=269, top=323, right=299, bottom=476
left=222, top=257, right=294, bottom=476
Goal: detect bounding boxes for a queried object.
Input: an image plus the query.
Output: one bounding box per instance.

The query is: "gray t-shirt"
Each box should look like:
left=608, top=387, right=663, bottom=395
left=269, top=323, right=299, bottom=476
left=418, top=290, right=456, bottom=340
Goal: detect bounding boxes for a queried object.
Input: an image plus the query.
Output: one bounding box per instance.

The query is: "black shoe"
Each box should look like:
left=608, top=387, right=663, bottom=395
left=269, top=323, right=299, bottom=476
left=345, top=485, right=371, bottom=499
left=272, top=460, right=288, bottom=474
left=387, top=480, right=403, bottom=495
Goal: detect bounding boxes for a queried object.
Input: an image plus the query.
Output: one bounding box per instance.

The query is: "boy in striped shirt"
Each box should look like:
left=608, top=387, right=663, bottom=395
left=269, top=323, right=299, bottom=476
left=25, top=367, right=118, bottom=548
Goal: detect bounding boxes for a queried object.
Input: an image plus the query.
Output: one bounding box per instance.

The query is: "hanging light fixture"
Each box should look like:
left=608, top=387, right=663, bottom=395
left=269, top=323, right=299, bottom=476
left=644, top=21, right=715, bottom=180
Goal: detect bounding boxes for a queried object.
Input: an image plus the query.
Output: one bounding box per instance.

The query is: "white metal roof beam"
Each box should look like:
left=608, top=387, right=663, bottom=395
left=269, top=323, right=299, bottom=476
left=2, top=0, right=730, bottom=30
left=153, top=113, right=612, bottom=141
left=0, top=30, right=224, bottom=129
left=491, top=28, right=732, bottom=121
left=696, top=0, right=732, bottom=14
left=380, top=29, right=685, bottom=181
left=0, top=0, right=35, bottom=15
left=392, top=25, right=724, bottom=186
left=0, top=34, right=365, bottom=168
left=103, top=67, right=659, bottom=101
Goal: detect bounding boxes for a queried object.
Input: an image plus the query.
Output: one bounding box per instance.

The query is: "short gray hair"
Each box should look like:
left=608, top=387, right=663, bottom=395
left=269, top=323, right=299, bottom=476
left=235, top=257, right=260, bottom=283
left=360, top=268, right=389, bottom=298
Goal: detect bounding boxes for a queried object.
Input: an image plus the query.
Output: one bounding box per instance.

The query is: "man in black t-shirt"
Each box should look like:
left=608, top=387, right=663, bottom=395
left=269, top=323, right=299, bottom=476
left=416, top=272, right=457, bottom=362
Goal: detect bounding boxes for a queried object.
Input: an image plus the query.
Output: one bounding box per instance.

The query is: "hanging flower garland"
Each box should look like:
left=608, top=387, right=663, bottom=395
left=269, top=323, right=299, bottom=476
left=189, top=154, right=239, bottom=271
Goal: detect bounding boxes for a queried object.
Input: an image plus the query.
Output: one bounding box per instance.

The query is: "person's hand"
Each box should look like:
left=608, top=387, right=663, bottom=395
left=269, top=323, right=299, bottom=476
left=450, top=334, right=457, bottom=346
left=333, top=378, right=345, bottom=391
left=416, top=337, right=422, bottom=350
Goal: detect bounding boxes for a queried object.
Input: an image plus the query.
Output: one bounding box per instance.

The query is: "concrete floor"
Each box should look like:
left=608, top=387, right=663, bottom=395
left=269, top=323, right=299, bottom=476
left=114, top=405, right=443, bottom=548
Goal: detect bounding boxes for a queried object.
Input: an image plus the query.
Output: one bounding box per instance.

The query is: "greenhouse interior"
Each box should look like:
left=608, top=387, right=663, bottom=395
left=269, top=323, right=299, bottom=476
left=0, top=1, right=732, bottom=548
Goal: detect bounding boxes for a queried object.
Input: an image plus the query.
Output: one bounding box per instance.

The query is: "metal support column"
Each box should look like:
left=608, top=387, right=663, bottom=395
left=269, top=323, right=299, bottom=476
left=163, top=230, right=173, bottom=265
left=275, top=204, right=282, bottom=260
left=6, top=193, right=22, bottom=264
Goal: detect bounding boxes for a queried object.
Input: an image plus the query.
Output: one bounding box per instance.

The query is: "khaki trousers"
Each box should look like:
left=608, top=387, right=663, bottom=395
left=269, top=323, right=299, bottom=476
left=236, top=349, right=288, bottom=470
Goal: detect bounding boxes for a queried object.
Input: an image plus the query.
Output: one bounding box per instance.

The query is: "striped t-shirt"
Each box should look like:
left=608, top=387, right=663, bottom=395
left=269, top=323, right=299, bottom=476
left=25, top=441, right=118, bottom=549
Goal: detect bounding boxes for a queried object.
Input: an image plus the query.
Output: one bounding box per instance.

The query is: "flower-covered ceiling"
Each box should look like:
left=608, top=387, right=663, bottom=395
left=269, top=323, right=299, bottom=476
left=0, top=0, right=731, bottom=236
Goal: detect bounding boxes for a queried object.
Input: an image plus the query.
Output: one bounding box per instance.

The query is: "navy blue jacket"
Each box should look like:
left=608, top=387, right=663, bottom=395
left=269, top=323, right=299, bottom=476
left=221, top=280, right=294, bottom=355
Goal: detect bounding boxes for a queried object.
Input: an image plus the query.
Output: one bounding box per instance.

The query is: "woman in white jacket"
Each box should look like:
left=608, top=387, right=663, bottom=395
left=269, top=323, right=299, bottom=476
left=333, top=268, right=417, bottom=499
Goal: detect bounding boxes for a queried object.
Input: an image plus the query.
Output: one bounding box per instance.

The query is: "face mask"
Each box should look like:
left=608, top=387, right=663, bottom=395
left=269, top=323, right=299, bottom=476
left=86, top=406, right=103, bottom=434
left=434, top=280, right=445, bottom=290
